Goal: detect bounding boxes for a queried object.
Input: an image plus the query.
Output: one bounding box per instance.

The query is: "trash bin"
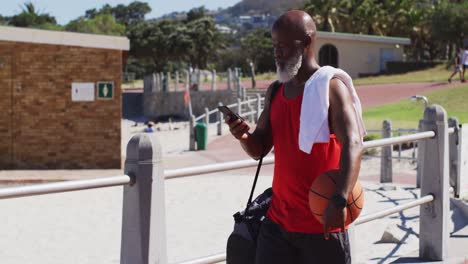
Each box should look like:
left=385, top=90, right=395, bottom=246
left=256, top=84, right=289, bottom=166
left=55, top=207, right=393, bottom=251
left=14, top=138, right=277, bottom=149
left=195, top=122, right=208, bottom=150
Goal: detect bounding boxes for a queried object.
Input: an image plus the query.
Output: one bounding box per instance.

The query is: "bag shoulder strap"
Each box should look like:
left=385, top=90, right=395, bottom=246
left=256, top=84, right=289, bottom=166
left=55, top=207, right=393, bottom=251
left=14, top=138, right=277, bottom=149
left=269, top=80, right=282, bottom=103
left=245, top=80, right=282, bottom=209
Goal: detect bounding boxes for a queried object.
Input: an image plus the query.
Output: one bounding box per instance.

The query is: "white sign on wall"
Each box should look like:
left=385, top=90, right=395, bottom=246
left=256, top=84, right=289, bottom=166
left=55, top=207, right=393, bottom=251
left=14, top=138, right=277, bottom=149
left=72, top=82, right=95, bottom=102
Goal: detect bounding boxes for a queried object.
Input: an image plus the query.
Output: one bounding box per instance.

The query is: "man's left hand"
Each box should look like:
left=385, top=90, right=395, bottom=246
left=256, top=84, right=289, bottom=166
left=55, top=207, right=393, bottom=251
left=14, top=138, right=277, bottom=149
left=323, top=202, right=347, bottom=240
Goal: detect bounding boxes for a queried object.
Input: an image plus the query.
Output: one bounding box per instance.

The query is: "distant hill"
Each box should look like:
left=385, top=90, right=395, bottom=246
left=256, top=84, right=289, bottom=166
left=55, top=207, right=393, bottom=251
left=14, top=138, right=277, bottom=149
left=226, top=0, right=307, bottom=16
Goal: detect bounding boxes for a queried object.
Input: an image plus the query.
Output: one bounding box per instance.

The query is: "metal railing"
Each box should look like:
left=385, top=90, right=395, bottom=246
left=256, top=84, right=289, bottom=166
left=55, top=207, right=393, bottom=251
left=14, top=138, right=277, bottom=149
left=0, top=175, right=132, bottom=200
left=189, top=95, right=265, bottom=150
left=0, top=104, right=463, bottom=263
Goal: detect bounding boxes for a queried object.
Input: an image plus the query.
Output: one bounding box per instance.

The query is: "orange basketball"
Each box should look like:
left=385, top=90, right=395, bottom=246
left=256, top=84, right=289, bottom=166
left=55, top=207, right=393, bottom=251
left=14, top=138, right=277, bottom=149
left=308, top=169, right=364, bottom=225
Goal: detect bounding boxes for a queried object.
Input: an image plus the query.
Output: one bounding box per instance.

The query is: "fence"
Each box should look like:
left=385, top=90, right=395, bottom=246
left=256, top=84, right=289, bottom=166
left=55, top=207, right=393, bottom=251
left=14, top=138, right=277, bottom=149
left=189, top=95, right=264, bottom=150
left=365, top=118, right=465, bottom=197
left=0, top=105, right=464, bottom=263
left=143, top=68, right=244, bottom=95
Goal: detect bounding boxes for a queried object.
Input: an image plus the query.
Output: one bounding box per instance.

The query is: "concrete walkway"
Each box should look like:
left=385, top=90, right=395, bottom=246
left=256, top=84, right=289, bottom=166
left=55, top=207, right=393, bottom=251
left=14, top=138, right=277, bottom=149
left=1, top=130, right=467, bottom=263
left=0, top=174, right=466, bottom=264
left=1, top=81, right=467, bottom=263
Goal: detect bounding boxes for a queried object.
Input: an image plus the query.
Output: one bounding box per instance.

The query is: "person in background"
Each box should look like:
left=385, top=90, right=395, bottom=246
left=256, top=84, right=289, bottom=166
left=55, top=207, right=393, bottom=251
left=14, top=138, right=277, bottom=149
left=448, top=48, right=463, bottom=83
left=461, top=46, right=468, bottom=82
left=144, top=121, right=156, bottom=133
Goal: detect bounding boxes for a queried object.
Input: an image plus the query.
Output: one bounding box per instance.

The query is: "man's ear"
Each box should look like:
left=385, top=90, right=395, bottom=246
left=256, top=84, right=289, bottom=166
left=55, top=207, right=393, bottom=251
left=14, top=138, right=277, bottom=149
left=303, top=34, right=312, bottom=47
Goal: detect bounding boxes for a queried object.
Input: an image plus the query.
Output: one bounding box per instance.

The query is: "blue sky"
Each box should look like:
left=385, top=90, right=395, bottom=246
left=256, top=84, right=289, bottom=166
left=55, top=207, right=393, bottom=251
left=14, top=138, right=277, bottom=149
left=0, top=0, right=240, bottom=25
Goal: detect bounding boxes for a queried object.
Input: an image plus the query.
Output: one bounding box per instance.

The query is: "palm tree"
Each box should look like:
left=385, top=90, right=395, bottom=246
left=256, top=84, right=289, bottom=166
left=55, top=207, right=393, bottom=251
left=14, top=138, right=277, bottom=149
left=9, top=2, right=57, bottom=27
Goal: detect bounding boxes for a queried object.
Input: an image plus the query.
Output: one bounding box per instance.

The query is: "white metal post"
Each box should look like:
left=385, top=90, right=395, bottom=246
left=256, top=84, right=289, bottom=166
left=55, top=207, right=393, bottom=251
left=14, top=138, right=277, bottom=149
left=419, top=105, right=449, bottom=261
left=417, top=120, right=424, bottom=188
left=458, top=124, right=468, bottom=199
left=205, top=107, right=210, bottom=125
left=237, top=98, right=242, bottom=117
left=235, top=68, right=241, bottom=98
left=189, top=115, right=196, bottom=151
left=381, top=120, right=392, bottom=183
left=227, top=68, right=232, bottom=90
left=448, top=117, right=459, bottom=196
left=211, top=69, right=217, bottom=91
left=174, top=71, right=178, bottom=91
left=166, top=72, right=170, bottom=92
left=156, top=73, right=162, bottom=92
left=152, top=73, right=157, bottom=92
left=121, top=134, right=167, bottom=264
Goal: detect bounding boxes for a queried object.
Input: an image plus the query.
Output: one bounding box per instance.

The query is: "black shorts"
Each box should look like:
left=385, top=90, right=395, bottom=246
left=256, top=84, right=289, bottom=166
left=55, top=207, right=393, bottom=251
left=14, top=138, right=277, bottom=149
left=256, top=217, right=351, bottom=264
left=464, top=65, right=468, bottom=70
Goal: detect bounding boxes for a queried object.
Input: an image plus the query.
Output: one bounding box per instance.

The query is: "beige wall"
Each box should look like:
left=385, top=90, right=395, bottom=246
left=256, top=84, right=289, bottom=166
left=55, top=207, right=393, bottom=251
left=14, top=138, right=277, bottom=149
left=0, top=41, right=122, bottom=169
left=315, top=38, right=405, bottom=78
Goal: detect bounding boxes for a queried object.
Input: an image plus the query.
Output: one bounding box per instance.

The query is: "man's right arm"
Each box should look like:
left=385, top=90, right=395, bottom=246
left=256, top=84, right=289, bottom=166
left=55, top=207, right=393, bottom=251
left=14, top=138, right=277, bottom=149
left=226, top=83, right=276, bottom=160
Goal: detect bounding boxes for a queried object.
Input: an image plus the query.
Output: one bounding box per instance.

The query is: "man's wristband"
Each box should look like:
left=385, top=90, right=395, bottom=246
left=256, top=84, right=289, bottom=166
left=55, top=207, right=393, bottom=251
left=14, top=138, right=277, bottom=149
left=331, top=193, right=347, bottom=208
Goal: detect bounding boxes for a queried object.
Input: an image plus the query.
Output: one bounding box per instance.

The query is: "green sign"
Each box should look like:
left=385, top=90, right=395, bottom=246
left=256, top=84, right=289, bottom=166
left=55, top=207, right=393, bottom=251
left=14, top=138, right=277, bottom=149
left=97, top=82, right=114, bottom=99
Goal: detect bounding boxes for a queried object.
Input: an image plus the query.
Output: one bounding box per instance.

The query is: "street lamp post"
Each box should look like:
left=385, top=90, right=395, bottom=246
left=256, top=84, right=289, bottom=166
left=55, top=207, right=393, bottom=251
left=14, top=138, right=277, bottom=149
left=410, top=95, right=429, bottom=108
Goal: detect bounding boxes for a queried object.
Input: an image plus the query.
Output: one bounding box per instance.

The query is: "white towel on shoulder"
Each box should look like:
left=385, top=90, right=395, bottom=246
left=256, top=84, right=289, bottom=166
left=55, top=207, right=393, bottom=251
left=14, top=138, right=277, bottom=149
left=299, top=66, right=366, bottom=154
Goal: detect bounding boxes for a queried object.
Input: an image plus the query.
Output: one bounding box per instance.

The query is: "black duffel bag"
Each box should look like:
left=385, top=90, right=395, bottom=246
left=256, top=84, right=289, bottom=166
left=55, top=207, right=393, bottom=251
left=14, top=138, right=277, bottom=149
left=226, top=156, right=271, bottom=264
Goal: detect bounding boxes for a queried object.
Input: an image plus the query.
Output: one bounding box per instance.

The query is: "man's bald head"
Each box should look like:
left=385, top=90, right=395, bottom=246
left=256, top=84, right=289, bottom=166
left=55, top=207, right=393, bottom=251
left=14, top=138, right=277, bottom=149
left=272, top=10, right=316, bottom=42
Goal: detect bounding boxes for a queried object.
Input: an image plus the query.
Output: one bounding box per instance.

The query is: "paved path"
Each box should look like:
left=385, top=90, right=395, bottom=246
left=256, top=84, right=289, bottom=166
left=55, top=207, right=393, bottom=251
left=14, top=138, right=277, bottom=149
left=1, top=81, right=467, bottom=263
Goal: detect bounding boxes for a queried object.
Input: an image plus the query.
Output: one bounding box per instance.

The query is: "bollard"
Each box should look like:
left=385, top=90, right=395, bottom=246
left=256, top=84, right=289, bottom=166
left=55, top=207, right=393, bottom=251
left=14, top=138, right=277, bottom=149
left=189, top=115, right=196, bottom=151
left=121, top=134, right=167, bottom=264
left=380, top=120, right=392, bottom=183
left=217, top=102, right=223, bottom=136
left=211, top=69, right=217, bottom=91
left=419, top=105, right=449, bottom=261
left=256, top=94, right=261, bottom=123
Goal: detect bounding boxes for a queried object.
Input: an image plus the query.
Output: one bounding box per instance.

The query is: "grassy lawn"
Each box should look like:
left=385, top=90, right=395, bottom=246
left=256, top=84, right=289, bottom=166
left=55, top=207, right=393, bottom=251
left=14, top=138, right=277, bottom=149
left=363, top=84, right=468, bottom=130
left=354, top=64, right=453, bottom=86
left=122, top=79, right=144, bottom=89
left=254, top=64, right=454, bottom=85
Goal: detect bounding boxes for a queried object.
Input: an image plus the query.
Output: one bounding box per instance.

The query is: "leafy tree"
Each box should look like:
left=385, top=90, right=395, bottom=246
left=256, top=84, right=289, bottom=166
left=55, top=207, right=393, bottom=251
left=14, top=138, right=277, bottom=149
left=432, top=1, right=468, bottom=49
left=241, top=28, right=275, bottom=73
left=186, top=6, right=207, bottom=22
left=186, top=16, right=226, bottom=68
left=129, top=20, right=181, bottom=71
left=84, top=2, right=151, bottom=28
left=304, top=0, right=340, bottom=32
left=65, top=14, right=125, bottom=36
left=0, top=15, right=8, bottom=25
left=9, top=2, right=57, bottom=28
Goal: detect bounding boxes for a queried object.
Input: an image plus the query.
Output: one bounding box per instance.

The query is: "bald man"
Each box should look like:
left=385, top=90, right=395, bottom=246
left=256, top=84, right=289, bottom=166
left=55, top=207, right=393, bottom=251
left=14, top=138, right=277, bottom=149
left=226, top=10, right=362, bottom=264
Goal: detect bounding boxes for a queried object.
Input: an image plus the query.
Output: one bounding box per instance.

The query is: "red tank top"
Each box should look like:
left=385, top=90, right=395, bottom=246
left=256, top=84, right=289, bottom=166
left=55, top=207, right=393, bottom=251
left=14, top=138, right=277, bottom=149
left=266, top=85, right=342, bottom=233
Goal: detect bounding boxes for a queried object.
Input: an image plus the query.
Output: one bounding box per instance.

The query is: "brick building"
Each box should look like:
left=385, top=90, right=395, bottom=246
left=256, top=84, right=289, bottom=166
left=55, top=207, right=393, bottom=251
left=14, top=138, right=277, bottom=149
left=0, top=26, right=129, bottom=169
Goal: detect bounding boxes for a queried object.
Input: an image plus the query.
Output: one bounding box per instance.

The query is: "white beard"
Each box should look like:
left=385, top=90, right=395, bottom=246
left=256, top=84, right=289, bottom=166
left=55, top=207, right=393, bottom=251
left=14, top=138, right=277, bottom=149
left=276, top=50, right=303, bottom=83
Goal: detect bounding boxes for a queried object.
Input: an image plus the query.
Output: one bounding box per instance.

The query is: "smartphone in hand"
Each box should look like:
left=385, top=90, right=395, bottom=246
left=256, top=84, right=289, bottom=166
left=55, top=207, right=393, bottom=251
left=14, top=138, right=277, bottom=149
left=218, top=105, right=245, bottom=123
